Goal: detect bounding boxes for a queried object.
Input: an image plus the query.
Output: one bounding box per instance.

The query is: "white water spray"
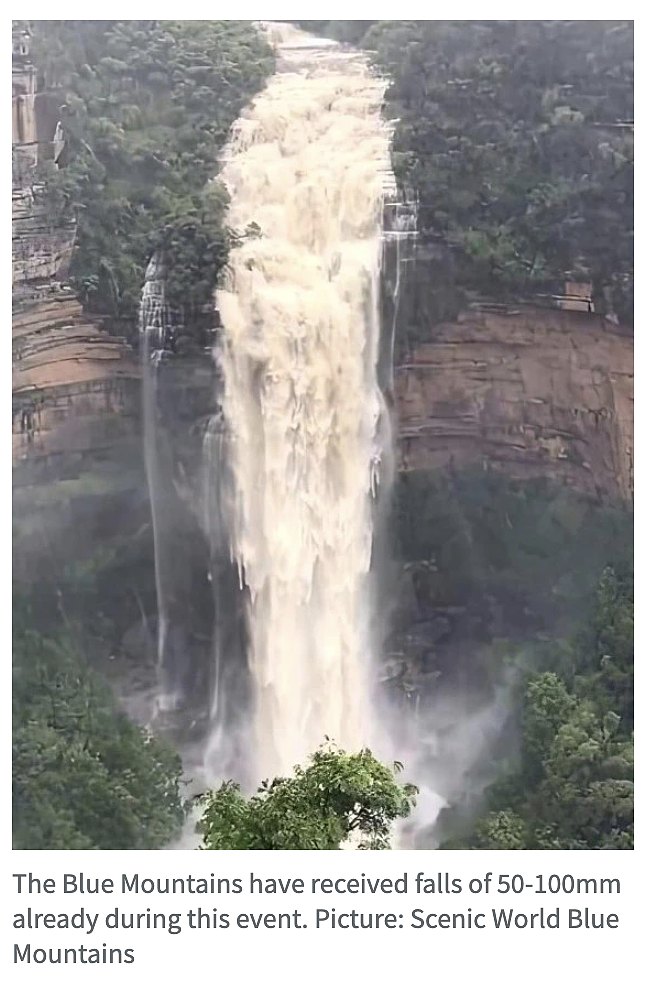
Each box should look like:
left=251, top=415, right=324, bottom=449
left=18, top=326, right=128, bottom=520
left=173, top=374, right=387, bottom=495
left=210, top=24, right=398, bottom=781
left=140, top=253, right=180, bottom=713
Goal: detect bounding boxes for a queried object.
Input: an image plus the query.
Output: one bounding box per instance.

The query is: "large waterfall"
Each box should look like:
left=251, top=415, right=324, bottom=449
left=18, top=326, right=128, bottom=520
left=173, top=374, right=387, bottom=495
left=210, top=24, right=398, bottom=782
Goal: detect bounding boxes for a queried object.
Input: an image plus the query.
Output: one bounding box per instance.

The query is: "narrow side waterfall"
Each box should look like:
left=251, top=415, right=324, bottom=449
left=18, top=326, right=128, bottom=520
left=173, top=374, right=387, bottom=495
left=140, top=254, right=187, bottom=714
left=210, top=24, right=397, bottom=782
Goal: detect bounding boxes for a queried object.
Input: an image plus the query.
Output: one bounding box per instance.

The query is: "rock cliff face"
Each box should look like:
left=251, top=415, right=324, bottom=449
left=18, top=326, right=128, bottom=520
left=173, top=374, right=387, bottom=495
left=15, top=289, right=633, bottom=507
left=15, top=294, right=634, bottom=505
left=395, top=306, right=633, bottom=501
left=12, top=32, right=144, bottom=588
left=12, top=30, right=633, bottom=515
left=12, top=33, right=139, bottom=489
left=12, top=294, right=139, bottom=476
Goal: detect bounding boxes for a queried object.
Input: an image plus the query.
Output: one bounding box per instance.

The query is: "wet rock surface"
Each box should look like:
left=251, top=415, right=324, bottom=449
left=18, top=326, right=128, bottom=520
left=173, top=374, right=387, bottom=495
left=396, top=305, right=633, bottom=501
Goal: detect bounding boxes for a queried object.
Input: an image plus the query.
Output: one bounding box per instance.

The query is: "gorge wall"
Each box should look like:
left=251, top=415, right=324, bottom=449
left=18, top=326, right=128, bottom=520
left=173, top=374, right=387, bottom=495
left=14, top=274, right=634, bottom=512
left=12, top=31, right=142, bottom=582
left=12, top=21, right=633, bottom=854
left=12, top=25, right=633, bottom=631
left=396, top=305, right=633, bottom=502
left=12, top=36, right=139, bottom=481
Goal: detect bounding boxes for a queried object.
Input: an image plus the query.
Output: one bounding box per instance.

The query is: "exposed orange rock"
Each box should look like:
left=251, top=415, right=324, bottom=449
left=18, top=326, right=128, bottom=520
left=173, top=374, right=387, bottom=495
left=12, top=33, right=139, bottom=474
left=11, top=35, right=633, bottom=502
left=12, top=294, right=139, bottom=463
left=395, top=306, right=633, bottom=501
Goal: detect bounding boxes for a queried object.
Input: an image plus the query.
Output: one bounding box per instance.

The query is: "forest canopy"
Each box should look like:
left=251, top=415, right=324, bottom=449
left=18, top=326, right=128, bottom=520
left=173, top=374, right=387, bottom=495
left=28, top=20, right=274, bottom=326
left=442, top=565, right=633, bottom=849
left=13, top=608, right=186, bottom=850
left=13, top=20, right=633, bottom=853
left=29, top=20, right=633, bottom=325
left=302, top=20, right=633, bottom=323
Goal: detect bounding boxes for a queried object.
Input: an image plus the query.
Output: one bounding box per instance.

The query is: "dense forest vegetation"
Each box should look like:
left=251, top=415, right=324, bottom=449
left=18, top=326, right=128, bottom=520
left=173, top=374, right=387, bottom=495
left=444, top=566, right=633, bottom=849
left=392, top=469, right=633, bottom=849
left=14, top=21, right=632, bottom=850
left=30, top=20, right=634, bottom=326
left=13, top=599, right=185, bottom=849
left=13, top=473, right=632, bottom=850
left=29, top=20, right=274, bottom=328
left=395, top=469, right=632, bottom=635
left=302, top=20, right=633, bottom=325
left=13, top=20, right=274, bottom=851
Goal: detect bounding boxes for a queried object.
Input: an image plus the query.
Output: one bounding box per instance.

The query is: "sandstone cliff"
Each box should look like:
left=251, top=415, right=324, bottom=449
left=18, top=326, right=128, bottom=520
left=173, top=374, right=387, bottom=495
left=12, top=32, right=139, bottom=487
left=396, top=306, right=633, bottom=501
left=12, top=29, right=633, bottom=509
left=12, top=294, right=139, bottom=474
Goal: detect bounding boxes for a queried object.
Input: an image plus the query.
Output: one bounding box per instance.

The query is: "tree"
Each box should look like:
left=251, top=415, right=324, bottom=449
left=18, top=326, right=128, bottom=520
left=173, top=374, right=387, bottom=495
left=29, top=21, right=275, bottom=328
left=445, top=565, right=633, bottom=850
left=305, top=20, right=633, bottom=325
left=575, top=565, right=634, bottom=726
left=12, top=617, right=186, bottom=850
left=198, top=743, right=418, bottom=849
left=470, top=810, right=528, bottom=850
left=370, top=21, right=633, bottom=319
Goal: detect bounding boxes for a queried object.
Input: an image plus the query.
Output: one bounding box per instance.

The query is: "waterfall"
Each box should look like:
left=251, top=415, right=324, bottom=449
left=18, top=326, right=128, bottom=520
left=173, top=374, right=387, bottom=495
left=140, top=253, right=183, bottom=712
left=207, top=24, right=400, bottom=783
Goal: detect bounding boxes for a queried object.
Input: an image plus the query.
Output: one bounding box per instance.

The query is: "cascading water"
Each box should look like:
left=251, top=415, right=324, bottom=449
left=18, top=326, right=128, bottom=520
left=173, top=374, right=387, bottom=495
left=140, top=25, right=512, bottom=848
left=206, top=24, right=401, bottom=783
left=140, top=253, right=187, bottom=713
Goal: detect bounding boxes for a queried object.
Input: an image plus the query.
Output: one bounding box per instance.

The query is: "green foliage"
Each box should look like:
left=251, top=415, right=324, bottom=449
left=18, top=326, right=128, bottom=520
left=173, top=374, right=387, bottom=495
left=394, top=468, right=632, bottom=624
left=199, top=743, right=418, bottom=850
left=469, top=810, right=528, bottom=850
left=575, top=565, right=634, bottom=725
left=13, top=609, right=185, bottom=849
left=29, top=21, right=274, bottom=326
left=448, top=567, right=633, bottom=849
left=306, top=20, right=633, bottom=323
left=373, top=20, right=633, bottom=319
left=523, top=673, right=578, bottom=778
